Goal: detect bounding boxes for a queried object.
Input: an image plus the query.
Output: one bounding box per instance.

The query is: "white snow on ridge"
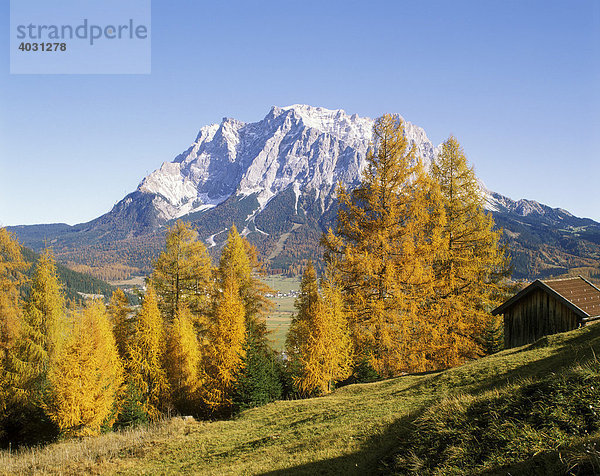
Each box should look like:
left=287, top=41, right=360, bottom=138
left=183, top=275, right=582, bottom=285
left=279, top=104, right=374, bottom=149
left=126, top=104, right=539, bottom=225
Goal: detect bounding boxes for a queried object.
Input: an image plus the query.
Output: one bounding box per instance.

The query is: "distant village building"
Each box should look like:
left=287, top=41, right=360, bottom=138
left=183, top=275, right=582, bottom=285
left=492, top=276, right=600, bottom=349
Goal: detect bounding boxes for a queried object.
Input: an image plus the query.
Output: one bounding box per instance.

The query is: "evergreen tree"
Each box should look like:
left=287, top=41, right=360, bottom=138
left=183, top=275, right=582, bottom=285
left=107, top=288, right=131, bottom=361
left=45, top=300, right=123, bottom=437
left=127, top=286, right=169, bottom=420
left=322, top=114, right=445, bottom=376
left=152, top=221, right=213, bottom=322
left=165, top=305, right=202, bottom=415
left=481, top=315, right=504, bottom=355
left=429, top=136, right=510, bottom=366
left=232, top=332, right=283, bottom=412
left=286, top=262, right=352, bottom=395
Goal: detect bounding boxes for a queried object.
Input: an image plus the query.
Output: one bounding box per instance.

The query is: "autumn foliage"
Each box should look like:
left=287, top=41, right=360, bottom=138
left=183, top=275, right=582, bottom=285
left=0, top=115, right=510, bottom=447
left=286, top=262, right=352, bottom=395
left=45, top=300, right=123, bottom=437
left=323, top=115, right=509, bottom=376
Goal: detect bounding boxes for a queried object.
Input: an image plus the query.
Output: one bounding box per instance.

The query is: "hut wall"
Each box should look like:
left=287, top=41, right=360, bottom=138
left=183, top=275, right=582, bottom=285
left=504, top=289, right=580, bottom=348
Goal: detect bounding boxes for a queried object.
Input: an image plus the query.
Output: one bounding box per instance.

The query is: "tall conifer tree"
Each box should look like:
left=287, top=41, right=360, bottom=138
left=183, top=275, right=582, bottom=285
left=107, top=288, right=131, bottom=361
left=218, top=225, right=273, bottom=338
left=322, top=114, right=445, bottom=376
left=429, top=136, right=509, bottom=366
left=45, top=300, right=123, bottom=437
left=286, top=262, right=352, bottom=395
left=203, top=229, right=247, bottom=412
left=16, top=250, right=65, bottom=402
left=165, top=305, right=202, bottom=415
left=210, top=226, right=280, bottom=411
left=0, top=229, right=28, bottom=429
left=152, top=221, right=213, bottom=322
left=127, top=286, right=169, bottom=420
left=0, top=229, right=26, bottom=359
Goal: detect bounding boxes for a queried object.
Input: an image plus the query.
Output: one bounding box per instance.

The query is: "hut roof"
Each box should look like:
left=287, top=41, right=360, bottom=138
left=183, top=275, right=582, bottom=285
left=492, top=276, right=600, bottom=320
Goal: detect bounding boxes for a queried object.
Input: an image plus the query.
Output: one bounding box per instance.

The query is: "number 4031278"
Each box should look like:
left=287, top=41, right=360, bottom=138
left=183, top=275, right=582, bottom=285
left=18, top=42, right=67, bottom=52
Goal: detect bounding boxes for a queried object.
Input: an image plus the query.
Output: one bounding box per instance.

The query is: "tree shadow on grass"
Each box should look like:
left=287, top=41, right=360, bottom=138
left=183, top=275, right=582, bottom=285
left=263, top=326, right=600, bottom=475
left=394, top=324, right=600, bottom=400
left=467, top=324, right=600, bottom=391
left=261, top=409, right=423, bottom=476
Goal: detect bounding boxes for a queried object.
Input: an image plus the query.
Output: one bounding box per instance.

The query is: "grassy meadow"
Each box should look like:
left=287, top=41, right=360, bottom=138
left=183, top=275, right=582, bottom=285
left=4, top=321, right=600, bottom=474
left=264, top=274, right=300, bottom=351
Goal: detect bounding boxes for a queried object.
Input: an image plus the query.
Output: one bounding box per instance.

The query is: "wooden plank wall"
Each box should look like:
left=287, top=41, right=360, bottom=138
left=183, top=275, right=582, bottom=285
left=504, top=289, right=579, bottom=348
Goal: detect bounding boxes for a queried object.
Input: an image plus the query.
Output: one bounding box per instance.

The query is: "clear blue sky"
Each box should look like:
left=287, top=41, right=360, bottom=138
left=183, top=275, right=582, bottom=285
left=1, top=0, right=599, bottom=225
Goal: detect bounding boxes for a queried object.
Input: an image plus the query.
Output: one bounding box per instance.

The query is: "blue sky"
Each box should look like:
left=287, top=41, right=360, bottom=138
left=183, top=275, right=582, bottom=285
left=1, top=0, right=599, bottom=225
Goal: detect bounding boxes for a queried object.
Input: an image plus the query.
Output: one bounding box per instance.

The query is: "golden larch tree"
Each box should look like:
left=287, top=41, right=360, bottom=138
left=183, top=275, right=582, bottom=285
left=218, top=225, right=273, bottom=338
left=165, top=305, right=202, bottom=415
left=45, top=300, right=123, bottom=437
left=127, top=285, right=169, bottom=420
left=286, top=262, right=353, bottom=395
left=203, top=229, right=247, bottom=412
left=16, top=249, right=66, bottom=401
left=107, top=288, right=131, bottom=361
left=428, top=136, right=510, bottom=366
left=218, top=226, right=279, bottom=411
left=285, top=262, right=319, bottom=388
left=0, top=228, right=28, bottom=417
left=322, top=114, right=445, bottom=377
left=151, top=220, right=213, bottom=322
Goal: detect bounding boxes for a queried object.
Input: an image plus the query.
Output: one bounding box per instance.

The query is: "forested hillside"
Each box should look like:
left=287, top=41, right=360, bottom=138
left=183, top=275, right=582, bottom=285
left=20, top=247, right=121, bottom=302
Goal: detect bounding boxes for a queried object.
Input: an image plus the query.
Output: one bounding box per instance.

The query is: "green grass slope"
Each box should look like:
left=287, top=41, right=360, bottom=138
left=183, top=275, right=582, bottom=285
left=4, top=324, right=600, bottom=475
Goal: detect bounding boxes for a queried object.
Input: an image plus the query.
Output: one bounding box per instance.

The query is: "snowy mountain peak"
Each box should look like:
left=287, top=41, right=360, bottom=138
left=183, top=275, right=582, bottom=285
left=130, top=106, right=376, bottom=220
left=12, top=105, right=600, bottom=283
left=126, top=104, right=536, bottom=225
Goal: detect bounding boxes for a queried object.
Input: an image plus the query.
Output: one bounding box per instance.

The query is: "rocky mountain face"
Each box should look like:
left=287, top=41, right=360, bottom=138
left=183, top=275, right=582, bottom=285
left=104, top=105, right=435, bottom=230
left=9, top=105, right=600, bottom=281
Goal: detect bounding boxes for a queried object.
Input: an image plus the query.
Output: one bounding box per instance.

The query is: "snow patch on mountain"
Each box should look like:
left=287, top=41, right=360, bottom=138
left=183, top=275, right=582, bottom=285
left=483, top=189, right=576, bottom=220
left=129, top=105, right=410, bottom=220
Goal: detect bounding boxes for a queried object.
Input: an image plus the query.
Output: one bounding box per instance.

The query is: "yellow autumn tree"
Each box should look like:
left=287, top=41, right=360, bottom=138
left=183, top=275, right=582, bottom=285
left=165, top=305, right=202, bottom=415
left=127, top=286, right=169, bottom=420
left=14, top=249, right=66, bottom=404
left=45, top=300, right=123, bottom=437
left=428, top=136, right=510, bottom=367
left=217, top=226, right=281, bottom=411
left=0, top=229, right=26, bottom=356
left=322, top=114, right=445, bottom=377
left=286, top=262, right=352, bottom=395
left=217, top=225, right=273, bottom=337
left=107, top=288, right=131, bottom=361
left=317, top=265, right=353, bottom=388
left=0, top=229, right=28, bottom=421
left=285, top=263, right=318, bottom=389
left=203, top=230, right=247, bottom=412
left=152, top=221, right=213, bottom=322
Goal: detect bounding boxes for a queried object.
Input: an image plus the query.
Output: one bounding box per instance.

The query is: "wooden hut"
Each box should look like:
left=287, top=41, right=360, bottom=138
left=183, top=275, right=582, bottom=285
left=492, top=276, right=600, bottom=349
